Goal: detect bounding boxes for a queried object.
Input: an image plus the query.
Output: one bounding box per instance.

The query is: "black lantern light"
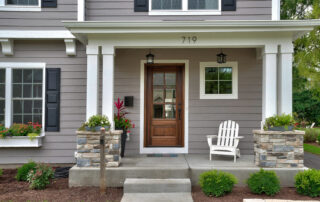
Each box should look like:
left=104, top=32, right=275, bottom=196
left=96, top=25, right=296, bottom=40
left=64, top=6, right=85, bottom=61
left=146, top=50, right=155, bottom=64
left=217, top=49, right=227, bottom=64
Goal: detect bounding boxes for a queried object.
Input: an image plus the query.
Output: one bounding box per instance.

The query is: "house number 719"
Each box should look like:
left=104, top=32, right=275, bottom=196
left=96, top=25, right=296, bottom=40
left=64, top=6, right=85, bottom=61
left=182, top=36, right=197, bottom=44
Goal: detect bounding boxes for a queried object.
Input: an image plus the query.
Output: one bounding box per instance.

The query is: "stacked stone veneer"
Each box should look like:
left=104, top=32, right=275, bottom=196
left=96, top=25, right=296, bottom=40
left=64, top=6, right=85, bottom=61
left=253, top=130, right=305, bottom=168
left=75, top=130, right=122, bottom=167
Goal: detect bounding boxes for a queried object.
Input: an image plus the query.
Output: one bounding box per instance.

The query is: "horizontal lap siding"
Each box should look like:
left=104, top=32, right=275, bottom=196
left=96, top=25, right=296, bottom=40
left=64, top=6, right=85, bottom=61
left=115, top=48, right=262, bottom=155
left=0, top=0, right=76, bottom=30
left=86, top=0, right=271, bottom=21
left=0, top=40, right=86, bottom=164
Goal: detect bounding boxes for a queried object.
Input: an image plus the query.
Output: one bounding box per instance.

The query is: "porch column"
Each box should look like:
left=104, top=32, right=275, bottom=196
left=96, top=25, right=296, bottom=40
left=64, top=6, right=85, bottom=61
left=262, top=44, right=278, bottom=120
left=102, top=46, right=115, bottom=128
left=86, top=46, right=99, bottom=120
left=278, top=43, right=294, bottom=115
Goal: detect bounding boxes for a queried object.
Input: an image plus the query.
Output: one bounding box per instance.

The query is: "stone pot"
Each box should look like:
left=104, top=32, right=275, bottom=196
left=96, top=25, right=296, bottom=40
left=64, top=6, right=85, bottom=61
left=116, top=127, right=127, bottom=158
left=268, top=125, right=294, bottom=131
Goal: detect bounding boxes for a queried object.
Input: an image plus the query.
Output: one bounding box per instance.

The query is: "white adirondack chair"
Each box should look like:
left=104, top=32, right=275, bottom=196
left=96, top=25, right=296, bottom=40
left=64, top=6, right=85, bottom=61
left=306, top=122, right=315, bottom=129
left=207, top=120, right=243, bottom=162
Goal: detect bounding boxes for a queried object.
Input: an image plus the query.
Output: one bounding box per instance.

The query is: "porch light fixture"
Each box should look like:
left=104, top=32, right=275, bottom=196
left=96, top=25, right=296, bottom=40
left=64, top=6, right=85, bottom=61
left=146, top=50, right=155, bottom=64
left=217, top=49, right=227, bottom=64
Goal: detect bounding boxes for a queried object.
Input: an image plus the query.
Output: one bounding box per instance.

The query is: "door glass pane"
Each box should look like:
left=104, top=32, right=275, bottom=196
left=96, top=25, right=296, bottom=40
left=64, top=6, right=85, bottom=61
left=165, top=89, right=176, bottom=103
left=188, top=0, right=218, bottom=9
left=153, top=72, right=164, bottom=85
left=205, top=81, right=218, bottom=94
left=165, top=73, right=176, bottom=85
left=165, top=104, right=176, bottom=119
left=219, top=81, right=232, bottom=94
left=205, top=67, right=218, bottom=80
left=153, top=105, right=163, bottom=118
left=153, top=89, right=164, bottom=103
left=219, top=67, right=232, bottom=80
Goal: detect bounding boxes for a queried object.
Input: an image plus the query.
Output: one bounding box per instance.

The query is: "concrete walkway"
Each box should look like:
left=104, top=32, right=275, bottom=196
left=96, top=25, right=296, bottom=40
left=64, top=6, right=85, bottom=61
left=244, top=200, right=319, bottom=202
left=304, top=152, right=320, bottom=169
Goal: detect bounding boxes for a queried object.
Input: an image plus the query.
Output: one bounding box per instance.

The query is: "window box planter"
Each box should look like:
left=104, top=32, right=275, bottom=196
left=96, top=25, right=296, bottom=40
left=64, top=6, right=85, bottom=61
left=0, top=133, right=44, bottom=148
left=268, top=125, right=294, bottom=131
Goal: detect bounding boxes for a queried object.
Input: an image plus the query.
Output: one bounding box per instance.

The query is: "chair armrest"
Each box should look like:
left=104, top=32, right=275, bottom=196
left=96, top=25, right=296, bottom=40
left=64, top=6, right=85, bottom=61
left=234, top=136, right=244, bottom=148
left=206, top=135, right=218, bottom=147
left=235, top=136, right=244, bottom=139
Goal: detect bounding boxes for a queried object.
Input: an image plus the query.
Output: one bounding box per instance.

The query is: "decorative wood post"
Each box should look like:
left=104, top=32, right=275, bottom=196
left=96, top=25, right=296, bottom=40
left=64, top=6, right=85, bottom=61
left=100, top=127, right=106, bottom=194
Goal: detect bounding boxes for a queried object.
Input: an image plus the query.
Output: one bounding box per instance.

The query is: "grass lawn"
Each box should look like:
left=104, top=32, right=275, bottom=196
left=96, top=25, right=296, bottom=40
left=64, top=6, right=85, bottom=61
left=304, top=143, right=320, bottom=155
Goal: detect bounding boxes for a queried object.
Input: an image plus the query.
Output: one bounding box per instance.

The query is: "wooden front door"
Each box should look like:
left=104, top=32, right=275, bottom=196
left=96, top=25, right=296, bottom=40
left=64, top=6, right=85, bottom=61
left=145, top=64, right=184, bottom=147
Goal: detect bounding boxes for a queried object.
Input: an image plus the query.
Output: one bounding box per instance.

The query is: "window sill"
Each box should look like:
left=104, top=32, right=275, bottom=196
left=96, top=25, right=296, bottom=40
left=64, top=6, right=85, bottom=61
left=200, top=94, right=238, bottom=99
left=0, top=132, right=45, bottom=148
left=0, top=6, right=41, bottom=12
left=148, top=10, right=221, bottom=16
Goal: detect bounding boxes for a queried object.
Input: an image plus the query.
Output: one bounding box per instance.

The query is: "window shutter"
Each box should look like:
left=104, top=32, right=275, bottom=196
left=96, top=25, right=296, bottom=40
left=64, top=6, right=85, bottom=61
left=42, top=0, right=57, bottom=8
left=134, top=0, right=148, bottom=12
left=222, top=0, right=236, bottom=11
left=45, top=68, right=60, bottom=132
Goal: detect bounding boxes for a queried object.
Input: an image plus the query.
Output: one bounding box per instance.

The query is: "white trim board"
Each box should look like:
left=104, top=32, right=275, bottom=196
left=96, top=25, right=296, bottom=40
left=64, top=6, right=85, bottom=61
left=140, top=60, right=189, bottom=154
left=0, top=31, right=75, bottom=39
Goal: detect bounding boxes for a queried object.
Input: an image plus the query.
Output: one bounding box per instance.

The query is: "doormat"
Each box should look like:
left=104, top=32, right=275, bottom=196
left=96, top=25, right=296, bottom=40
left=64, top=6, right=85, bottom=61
left=147, top=154, right=178, bottom=157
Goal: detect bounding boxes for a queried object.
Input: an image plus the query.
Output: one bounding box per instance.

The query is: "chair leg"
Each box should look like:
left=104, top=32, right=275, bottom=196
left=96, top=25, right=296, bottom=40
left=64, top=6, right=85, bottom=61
left=209, top=153, right=212, bottom=161
left=234, top=154, right=236, bottom=163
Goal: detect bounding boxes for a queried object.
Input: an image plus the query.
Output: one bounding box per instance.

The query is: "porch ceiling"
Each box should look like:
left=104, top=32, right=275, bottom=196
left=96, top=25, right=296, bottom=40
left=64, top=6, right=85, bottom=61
left=63, top=20, right=320, bottom=44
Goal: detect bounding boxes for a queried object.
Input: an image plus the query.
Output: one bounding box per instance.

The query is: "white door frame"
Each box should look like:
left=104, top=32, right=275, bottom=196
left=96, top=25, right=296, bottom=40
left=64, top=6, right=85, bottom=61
left=140, top=60, right=189, bottom=154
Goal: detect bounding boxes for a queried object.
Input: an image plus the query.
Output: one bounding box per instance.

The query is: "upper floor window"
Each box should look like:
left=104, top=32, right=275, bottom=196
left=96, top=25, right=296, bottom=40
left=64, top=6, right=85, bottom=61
left=149, top=0, right=221, bottom=15
left=6, top=0, right=39, bottom=6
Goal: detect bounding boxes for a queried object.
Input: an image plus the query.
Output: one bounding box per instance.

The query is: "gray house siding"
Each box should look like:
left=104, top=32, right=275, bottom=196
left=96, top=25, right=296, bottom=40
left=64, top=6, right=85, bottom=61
left=114, top=48, right=262, bottom=156
left=86, top=0, right=272, bottom=21
left=0, top=0, right=77, bottom=30
left=0, top=40, right=86, bottom=164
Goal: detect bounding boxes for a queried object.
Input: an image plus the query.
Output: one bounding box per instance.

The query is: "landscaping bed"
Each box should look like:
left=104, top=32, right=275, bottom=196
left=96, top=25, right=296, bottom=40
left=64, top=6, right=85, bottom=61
left=0, top=169, right=123, bottom=202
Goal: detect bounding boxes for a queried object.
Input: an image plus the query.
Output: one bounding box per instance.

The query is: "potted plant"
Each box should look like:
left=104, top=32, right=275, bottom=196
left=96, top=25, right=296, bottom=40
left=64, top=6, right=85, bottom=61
left=264, top=114, right=295, bottom=131
left=80, top=115, right=111, bottom=132
left=0, top=122, right=43, bottom=147
left=114, top=98, right=135, bottom=157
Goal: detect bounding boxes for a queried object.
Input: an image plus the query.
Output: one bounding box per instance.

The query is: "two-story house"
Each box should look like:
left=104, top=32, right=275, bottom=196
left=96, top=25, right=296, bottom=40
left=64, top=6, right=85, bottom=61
left=0, top=0, right=319, bottom=164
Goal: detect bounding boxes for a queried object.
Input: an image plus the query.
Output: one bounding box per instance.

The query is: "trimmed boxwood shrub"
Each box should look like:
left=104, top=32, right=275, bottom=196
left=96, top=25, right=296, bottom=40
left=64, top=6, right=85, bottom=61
left=295, top=169, right=320, bottom=197
left=247, top=169, right=280, bottom=196
left=16, top=161, right=37, bottom=181
left=199, top=170, right=237, bottom=197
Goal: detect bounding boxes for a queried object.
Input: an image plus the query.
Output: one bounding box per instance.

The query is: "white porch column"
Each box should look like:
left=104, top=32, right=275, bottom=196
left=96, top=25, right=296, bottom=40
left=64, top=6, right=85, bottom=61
left=86, top=46, right=99, bottom=120
left=278, top=43, right=294, bottom=115
left=102, top=46, right=115, bottom=128
left=262, top=44, right=278, bottom=120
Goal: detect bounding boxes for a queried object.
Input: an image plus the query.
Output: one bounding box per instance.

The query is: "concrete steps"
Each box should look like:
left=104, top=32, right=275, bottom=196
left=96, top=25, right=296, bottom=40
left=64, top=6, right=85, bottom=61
left=121, top=178, right=193, bottom=202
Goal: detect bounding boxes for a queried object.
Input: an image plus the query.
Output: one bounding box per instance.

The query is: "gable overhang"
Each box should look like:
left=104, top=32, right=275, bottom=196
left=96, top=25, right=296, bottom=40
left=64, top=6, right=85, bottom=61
left=63, top=20, right=320, bottom=44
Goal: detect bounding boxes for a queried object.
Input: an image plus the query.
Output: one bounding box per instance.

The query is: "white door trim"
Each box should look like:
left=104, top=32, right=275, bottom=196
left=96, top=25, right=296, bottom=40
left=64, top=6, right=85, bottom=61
left=140, top=60, right=189, bottom=154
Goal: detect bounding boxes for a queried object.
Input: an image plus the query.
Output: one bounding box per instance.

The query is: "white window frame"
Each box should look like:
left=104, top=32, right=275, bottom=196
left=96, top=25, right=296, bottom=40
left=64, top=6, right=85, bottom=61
left=0, top=68, right=5, bottom=125
left=149, top=0, right=221, bottom=15
left=0, top=0, right=41, bottom=11
left=200, top=62, right=238, bottom=99
left=1, top=62, right=46, bottom=135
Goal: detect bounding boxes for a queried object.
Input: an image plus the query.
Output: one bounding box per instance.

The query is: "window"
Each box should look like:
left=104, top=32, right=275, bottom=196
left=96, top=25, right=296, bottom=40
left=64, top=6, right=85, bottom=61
left=0, top=69, right=5, bottom=125
left=6, top=0, right=38, bottom=6
left=200, top=62, right=238, bottom=99
left=0, top=63, right=45, bottom=129
left=149, top=0, right=221, bottom=15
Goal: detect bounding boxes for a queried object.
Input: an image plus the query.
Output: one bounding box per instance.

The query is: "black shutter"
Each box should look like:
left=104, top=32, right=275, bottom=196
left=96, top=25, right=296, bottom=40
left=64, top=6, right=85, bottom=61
left=134, top=0, right=148, bottom=12
left=222, top=0, right=236, bottom=11
left=45, top=68, right=60, bottom=132
left=42, top=0, right=57, bottom=8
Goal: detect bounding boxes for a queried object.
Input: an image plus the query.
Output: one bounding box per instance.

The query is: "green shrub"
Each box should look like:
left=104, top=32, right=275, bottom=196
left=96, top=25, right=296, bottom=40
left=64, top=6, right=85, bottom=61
left=199, top=170, right=237, bottom=197
left=264, top=114, right=295, bottom=130
left=16, top=161, right=37, bottom=181
left=247, top=169, right=280, bottom=196
left=304, top=128, right=320, bottom=143
left=27, top=164, right=54, bottom=190
left=318, top=134, right=320, bottom=144
left=0, top=168, right=3, bottom=177
left=295, top=169, right=320, bottom=197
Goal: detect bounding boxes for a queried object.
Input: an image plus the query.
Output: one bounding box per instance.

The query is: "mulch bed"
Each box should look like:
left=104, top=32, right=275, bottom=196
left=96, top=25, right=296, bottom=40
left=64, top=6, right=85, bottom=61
left=0, top=169, right=123, bottom=202
left=192, top=186, right=320, bottom=202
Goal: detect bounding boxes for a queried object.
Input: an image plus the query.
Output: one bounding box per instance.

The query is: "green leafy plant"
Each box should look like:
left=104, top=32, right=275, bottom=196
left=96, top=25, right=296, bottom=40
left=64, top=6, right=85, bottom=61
left=1, top=123, right=42, bottom=138
left=295, top=169, right=320, bottom=197
left=16, top=161, right=37, bottom=181
left=304, top=128, right=320, bottom=143
left=27, top=133, right=39, bottom=141
left=83, top=115, right=110, bottom=130
left=264, top=114, right=295, bottom=130
left=247, top=169, right=280, bottom=196
left=27, top=163, right=54, bottom=190
left=0, top=168, right=3, bottom=177
left=199, top=170, right=237, bottom=197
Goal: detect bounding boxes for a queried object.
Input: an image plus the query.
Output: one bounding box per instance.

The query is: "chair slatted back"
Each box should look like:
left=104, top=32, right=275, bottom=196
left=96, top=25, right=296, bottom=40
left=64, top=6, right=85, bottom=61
left=217, top=120, right=239, bottom=147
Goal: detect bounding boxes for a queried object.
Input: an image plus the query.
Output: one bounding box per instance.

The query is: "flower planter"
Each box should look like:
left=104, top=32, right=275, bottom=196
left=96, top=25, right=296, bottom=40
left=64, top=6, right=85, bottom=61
left=268, top=125, right=294, bottom=131
left=85, top=126, right=110, bottom=132
left=0, top=134, right=44, bottom=148
left=253, top=130, right=305, bottom=168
